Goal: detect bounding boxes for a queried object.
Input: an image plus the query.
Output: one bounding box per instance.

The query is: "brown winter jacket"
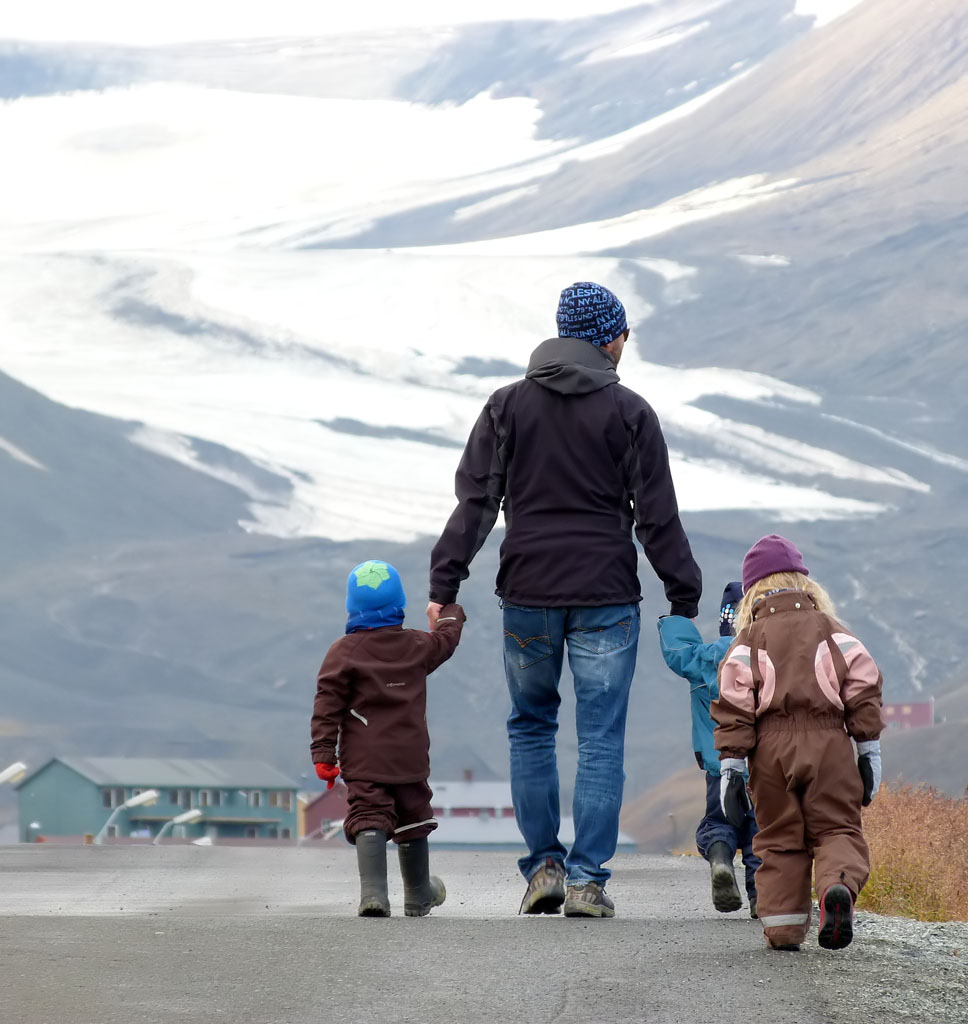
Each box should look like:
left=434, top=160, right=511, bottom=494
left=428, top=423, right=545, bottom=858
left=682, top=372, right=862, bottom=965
left=712, top=589, right=884, bottom=760
left=310, top=605, right=465, bottom=784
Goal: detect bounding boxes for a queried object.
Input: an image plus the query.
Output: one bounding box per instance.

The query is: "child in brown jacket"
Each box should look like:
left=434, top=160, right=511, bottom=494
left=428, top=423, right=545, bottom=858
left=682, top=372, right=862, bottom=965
left=711, top=535, right=884, bottom=952
left=310, top=559, right=464, bottom=917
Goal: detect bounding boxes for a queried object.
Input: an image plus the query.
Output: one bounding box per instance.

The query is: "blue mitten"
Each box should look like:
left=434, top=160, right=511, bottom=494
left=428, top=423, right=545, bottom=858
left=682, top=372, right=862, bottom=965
left=719, top=758, right=751, bottom=828
left=856, top=740, right=881, bottom=806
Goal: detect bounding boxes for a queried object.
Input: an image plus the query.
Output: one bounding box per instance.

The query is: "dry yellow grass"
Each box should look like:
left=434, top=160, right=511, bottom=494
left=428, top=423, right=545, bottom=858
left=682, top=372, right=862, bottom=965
left=858, top=784, right=968, bottom=922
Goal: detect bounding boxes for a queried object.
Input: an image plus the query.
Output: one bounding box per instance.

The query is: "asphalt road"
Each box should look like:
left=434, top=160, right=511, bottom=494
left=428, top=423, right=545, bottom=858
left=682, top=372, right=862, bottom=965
left=1, top=847, right=964, bottom=1024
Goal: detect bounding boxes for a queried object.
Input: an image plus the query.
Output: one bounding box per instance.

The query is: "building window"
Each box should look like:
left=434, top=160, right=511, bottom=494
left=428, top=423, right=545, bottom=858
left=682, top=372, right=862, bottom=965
left=245, top=827, right=257, bottom=839
left=210, top=790, right=222, bottom=807
left=106, top=824, right=119, bottom=838
left=249, top=790, right=262, bottom=808
left=267, top=827, right=279, bottom=839
left=102, top=788, right=125, bottom=808
left=281, top=828, right=291, bottom=840
left=268, top=791, right=292, bottom=811
left=199, top=790, right=210, bottom=807
left=179, top=789, right=192, bottom=808
left=169, top=790, right=180, bottom=805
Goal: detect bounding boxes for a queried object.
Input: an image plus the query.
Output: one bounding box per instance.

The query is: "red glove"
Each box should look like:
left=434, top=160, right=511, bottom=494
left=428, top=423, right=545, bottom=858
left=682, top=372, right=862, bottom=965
left=314, top=762, right=340, bottom=789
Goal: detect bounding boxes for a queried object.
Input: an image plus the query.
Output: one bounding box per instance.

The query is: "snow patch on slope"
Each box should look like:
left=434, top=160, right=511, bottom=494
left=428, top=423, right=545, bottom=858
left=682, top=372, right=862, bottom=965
left=0, top=250, right=922, bottom=543
left=0, top=436, right=46, bottom=471
left=794, top=1, right=865, bottom=28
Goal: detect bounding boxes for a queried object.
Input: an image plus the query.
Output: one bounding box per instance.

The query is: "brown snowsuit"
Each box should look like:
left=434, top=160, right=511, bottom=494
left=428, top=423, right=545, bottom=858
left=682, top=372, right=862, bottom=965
left=712, top=589, right=884, bottom=947
left=310, top=605, right=465, bottom=843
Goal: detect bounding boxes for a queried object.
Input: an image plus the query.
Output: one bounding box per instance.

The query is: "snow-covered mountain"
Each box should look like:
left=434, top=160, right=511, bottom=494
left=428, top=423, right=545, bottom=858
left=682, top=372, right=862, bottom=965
left=1, top=0, right=965, bottom=807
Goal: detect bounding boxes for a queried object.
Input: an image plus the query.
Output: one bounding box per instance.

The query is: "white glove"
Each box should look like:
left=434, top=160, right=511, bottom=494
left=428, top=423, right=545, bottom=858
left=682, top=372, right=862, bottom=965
left=856, top=739, right=881, bottom=806
left=719, top=757, right=751, bottom=828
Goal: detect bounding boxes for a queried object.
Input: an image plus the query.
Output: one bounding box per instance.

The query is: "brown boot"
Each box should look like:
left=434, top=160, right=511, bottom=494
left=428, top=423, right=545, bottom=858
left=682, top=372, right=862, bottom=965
left=564, top=882, right=615, bottom=918
left=519, top=857, right=565, bottom=915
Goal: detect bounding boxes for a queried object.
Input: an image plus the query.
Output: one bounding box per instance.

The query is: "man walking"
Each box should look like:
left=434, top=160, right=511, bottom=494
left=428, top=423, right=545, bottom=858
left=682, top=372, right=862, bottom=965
left=427, top=281, right=702, bottom=917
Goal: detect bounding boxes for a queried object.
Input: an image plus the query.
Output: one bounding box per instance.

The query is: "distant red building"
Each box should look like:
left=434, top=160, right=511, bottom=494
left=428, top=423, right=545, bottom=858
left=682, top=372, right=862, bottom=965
left=299, top=776, right=515, bottom=842
left=302, top=782, right=348, bottom=841
left=883, top=697, right=935, bottom=731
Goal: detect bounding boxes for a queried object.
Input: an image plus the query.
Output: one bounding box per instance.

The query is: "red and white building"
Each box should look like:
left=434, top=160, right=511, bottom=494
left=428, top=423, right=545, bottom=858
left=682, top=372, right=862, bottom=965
left=883, top=697, right=935, bottom=731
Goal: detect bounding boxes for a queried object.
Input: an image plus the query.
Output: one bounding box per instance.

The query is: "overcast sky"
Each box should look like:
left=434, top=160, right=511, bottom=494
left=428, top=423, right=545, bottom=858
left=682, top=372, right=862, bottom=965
left=0, top=1, right=647, bottom=44
left=1, top=1, right=864, bottom=45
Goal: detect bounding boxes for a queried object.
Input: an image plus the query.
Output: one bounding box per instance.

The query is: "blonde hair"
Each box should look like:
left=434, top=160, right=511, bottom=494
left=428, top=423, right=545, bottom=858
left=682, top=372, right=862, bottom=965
left=735, top=571, right=836, bottom=635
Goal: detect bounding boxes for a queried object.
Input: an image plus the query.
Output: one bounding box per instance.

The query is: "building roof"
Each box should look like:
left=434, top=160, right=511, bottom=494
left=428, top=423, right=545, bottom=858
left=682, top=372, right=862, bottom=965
left=21, top=756, right=297, bottom=790
left=430, top=814, right=635, bottom=849
left=429, top=780, right=513, bottom=810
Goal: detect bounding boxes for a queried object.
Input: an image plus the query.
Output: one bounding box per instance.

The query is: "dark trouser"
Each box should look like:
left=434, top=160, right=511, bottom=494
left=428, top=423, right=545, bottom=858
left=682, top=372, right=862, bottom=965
left=343, top=779, right=437, bottom=845
left=696, top=771, right=761, bottom=897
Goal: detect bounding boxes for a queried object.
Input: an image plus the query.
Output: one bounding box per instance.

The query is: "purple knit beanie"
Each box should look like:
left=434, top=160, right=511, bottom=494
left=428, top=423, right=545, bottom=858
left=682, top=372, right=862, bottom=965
left=742, top=534, right=809, bottom=593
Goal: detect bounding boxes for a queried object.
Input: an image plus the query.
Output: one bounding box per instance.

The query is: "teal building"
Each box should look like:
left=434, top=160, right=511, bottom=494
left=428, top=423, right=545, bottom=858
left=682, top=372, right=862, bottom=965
left=16, top=757, right=298, bottom=842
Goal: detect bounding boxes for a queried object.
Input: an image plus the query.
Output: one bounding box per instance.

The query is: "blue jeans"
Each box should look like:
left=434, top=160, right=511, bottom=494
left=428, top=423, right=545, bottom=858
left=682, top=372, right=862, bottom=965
left=502, top=602, right=641, bottom=887
left=696, top=770, right=761, bottom=897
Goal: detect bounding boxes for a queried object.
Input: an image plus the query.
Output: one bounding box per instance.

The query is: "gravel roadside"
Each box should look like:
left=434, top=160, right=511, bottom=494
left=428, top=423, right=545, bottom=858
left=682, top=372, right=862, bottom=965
left=814, top=909, right=968, bottom=1023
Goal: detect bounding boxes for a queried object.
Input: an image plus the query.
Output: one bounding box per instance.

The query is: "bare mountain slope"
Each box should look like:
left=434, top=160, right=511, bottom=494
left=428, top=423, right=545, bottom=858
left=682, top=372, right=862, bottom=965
left=445, top=0, right=968, bottom=232
left=0, top=371, right=273, bottom=570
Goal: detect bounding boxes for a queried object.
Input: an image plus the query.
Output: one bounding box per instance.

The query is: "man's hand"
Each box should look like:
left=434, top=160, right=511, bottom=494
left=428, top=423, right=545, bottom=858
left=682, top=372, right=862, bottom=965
left=314, top=762, right=340, bottom=790
left=426, top=601, right=443, bottom=629
left=719, top=757, right=752, bottom=829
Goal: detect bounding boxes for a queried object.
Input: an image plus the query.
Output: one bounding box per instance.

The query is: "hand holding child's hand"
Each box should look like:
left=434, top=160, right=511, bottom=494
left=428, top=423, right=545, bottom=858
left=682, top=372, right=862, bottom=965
left=856, top=740, right=881, bottom=806
left=719, top=758, right=752, bottom=829
left=314, top=762, right=340, bottom=790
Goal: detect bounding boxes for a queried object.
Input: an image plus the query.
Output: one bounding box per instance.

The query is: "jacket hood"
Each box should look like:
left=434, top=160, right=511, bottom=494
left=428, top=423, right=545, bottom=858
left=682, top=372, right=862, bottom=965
left=525, top=336, right=619, bottom=395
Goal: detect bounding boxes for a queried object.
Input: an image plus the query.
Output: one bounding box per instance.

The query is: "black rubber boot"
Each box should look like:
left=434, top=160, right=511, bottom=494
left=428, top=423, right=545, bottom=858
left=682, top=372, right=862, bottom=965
left=398, top=837, right=446, bottom=917
left=355, top=830, right=391, bottom=917
left=708, top=841, right=743, bottom=913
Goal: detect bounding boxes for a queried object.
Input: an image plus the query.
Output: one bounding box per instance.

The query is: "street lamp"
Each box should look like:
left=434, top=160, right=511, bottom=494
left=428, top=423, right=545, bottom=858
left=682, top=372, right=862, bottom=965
left=0, top=761, right=27, bottom=785
left=94, top=788, right=160, bottom=845
left=152, top=807, right=203, bottom=845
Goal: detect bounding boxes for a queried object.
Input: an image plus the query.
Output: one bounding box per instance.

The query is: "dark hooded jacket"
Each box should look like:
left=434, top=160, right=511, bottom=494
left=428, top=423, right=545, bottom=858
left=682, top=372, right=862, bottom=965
left=429, top=337, right=701, bottom=614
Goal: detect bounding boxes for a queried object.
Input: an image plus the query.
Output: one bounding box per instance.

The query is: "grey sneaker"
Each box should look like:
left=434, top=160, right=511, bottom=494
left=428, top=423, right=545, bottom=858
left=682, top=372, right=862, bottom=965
left=563, top=882, right=615, bottom=918
left=519, top=857, right=566, bottom=915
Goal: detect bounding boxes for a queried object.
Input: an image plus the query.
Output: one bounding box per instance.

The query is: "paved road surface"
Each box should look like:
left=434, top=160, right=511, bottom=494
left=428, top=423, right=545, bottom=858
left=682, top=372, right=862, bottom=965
left=2, top=847, right=964, bottom=1023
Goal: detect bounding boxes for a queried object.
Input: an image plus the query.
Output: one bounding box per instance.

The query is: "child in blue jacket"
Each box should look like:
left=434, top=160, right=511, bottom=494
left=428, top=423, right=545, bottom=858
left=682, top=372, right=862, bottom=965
left=657, top=582, right=760, bottom=917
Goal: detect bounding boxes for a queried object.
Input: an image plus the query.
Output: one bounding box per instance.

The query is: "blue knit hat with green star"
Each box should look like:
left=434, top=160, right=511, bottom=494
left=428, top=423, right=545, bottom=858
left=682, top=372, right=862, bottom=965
left=346, top=560, right=406, bottom=633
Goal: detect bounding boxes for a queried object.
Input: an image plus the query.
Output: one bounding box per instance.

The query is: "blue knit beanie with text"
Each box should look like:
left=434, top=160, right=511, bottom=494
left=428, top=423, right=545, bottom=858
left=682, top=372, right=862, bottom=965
left=345, top=560, right=406, bottom=634
left=556, top=281, right=628, bottom=347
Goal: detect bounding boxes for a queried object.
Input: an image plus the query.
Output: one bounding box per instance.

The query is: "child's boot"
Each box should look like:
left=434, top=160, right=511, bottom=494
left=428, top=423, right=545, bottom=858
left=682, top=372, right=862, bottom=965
left=748, top=894, right=758, bottom=919
left=707, top=841, right=742, bottom=912
left=398, top=837, right=446, bottom=917
left=818, top=883, right=854, bottom=949
left=355, top=829, right=391, bottom=917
